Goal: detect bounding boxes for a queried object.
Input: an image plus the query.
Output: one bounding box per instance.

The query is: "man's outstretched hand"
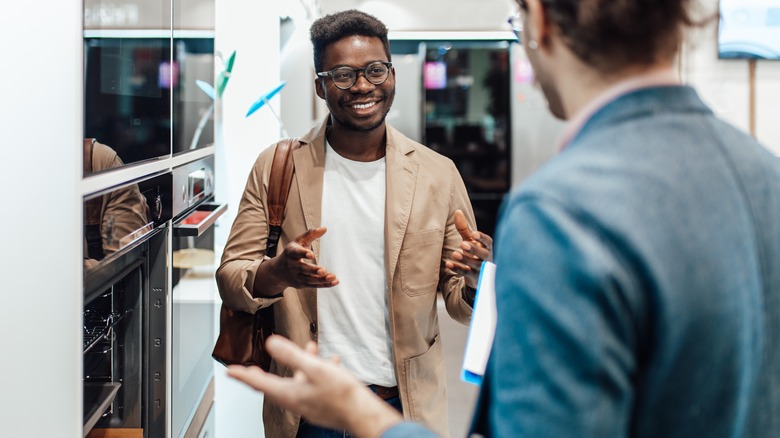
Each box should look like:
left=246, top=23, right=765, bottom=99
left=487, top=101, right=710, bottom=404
left=227, top=335, right=403, bottom=438
left=254, top=227, right=339, bottom=297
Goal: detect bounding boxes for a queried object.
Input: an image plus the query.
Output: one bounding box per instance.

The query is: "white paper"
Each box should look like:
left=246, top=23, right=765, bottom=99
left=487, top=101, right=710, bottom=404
left=461, top=261, right=497, bottom=386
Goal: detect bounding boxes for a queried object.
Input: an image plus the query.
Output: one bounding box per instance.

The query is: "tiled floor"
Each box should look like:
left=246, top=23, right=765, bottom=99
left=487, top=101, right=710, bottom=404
left=437, top=296, right=480, bottom=437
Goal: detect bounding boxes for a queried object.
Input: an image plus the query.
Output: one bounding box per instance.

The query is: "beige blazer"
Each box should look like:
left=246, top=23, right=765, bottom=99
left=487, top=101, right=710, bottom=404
left=216, top=117, right=477, bottom=437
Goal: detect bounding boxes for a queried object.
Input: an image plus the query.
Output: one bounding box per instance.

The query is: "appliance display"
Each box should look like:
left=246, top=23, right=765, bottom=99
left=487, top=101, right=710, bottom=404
left=719, top=0, right=780, bottom=59
left=82, top=0, right=218, bottom=436
left=424, top=61, right=447, bottom=90
left=421, top=42, right=512, bottom=237
left=84, top=37, right=173, bottom=173
left=82, top=172, right=171, bottom=438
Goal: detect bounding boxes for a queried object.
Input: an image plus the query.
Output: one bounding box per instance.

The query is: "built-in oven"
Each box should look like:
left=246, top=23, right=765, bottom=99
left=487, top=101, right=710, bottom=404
left=171, top=155, right=225, bottom=438
left=83, top=171, right=172, bottom=438
left=82, top=0, right=219, bottom=173
left=83, top=0, right=174, bottom=174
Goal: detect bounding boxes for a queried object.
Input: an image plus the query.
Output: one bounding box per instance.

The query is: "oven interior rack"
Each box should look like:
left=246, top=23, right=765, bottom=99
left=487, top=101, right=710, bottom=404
left=83, top=382, right=122, bottom=437
left=83, top=310, right=130, bottom=354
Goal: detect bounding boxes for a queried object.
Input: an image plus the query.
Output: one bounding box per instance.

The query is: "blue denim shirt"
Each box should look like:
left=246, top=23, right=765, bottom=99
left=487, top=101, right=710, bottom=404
left=383, top=86, right=780, bottom=437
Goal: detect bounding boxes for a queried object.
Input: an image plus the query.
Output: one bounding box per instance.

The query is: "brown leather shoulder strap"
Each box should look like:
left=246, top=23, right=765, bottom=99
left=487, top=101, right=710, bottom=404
left=266, top=138, right=302, bottom=257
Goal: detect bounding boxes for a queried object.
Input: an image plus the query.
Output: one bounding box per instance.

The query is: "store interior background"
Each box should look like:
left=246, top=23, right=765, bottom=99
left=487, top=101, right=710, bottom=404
left=2, top=0, right=779, bottom=437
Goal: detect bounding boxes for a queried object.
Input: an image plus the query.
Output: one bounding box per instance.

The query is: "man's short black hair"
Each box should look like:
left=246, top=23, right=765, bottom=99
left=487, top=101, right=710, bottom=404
left=310, top=9, right=391, bottom=73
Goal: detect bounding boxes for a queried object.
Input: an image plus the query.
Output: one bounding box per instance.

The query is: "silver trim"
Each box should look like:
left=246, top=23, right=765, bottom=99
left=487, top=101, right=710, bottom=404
left=81, top=146, right=215, bottom=196
left=83, top=29, right=215, bottom=38
left=173, top=203, right=227, bottom=237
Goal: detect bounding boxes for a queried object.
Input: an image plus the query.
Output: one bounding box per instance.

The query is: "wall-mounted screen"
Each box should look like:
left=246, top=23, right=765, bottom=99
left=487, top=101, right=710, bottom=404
left=719, top=0, right=780, bottom=59
left=424, top=61, right=447, bottom=90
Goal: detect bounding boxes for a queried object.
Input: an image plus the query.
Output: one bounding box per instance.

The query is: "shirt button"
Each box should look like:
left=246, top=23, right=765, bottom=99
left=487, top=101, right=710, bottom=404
left=310, top=322, right=317, bottom=333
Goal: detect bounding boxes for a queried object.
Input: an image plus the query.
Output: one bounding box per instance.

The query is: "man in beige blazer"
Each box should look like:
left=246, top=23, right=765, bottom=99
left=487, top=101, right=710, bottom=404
left=216, top=9, right=492, bottom=438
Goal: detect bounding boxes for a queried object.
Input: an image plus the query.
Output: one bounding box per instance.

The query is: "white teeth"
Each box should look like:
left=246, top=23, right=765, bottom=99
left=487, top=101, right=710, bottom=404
left=352, top=102, right=376, bottom=110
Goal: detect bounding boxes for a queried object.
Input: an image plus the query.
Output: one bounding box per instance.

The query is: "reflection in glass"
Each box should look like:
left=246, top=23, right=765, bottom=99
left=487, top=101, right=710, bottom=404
left=84, top=37, right=172, bottom=172
left=172, top=37, right=215, bottom=154
left=83, top=139, right=153, bottom=269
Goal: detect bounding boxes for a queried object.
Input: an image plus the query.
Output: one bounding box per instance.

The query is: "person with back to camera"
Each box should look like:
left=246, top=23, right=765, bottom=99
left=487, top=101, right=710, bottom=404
left=226, top=0, right=780, bottom=437
left=215, top=9, right=493, bottom=438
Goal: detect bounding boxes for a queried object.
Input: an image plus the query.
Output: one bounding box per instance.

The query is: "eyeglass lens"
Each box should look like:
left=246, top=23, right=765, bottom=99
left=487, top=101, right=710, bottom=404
left=331, top=62, right=389, bottom=89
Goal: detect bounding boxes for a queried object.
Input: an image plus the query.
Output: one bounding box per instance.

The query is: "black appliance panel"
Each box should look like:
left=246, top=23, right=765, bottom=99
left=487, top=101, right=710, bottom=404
left=83, top=172, right=170, bottom=438
left=84, top=37, right=172, bottom=174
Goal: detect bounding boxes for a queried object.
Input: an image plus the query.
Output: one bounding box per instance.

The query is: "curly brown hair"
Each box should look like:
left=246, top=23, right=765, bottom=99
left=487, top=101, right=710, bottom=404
left=309, top=9, right=392, bottom=73
left=518, top=0, right=698, bottom=72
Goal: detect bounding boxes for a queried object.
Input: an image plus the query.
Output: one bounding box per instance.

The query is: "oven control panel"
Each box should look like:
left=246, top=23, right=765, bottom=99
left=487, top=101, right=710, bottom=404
left=172, top=156, right=215, bottom=219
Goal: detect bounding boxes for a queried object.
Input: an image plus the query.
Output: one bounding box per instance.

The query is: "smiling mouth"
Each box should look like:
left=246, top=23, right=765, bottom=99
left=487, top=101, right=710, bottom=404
left=350, top=101, right=378, bottom=110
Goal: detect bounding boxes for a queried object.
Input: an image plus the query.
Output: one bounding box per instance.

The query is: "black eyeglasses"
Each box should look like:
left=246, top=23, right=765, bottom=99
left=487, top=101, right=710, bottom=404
left=507, top=12, right=523, bottom=42
left=316, top=61, right=393, bottom=90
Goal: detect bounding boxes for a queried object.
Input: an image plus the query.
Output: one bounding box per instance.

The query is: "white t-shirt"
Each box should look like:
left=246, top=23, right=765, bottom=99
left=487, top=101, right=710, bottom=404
left=317, top=140, right=395, bottom=387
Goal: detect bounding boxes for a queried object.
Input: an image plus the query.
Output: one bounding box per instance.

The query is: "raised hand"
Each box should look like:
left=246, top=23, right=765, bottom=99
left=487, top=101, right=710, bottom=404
left=275, top=227, right=339, bottom=289
left=227, top=335, right=402, bottom=437
left=445, top=209, right=493, bottom=289
left=254, top=227, right=339, bottom=297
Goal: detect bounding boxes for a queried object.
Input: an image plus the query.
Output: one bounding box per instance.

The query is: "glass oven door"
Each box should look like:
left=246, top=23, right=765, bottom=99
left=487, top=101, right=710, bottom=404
left=83, top=171, right=171, bottom=438
left=83, top=0, right=174, bottom=175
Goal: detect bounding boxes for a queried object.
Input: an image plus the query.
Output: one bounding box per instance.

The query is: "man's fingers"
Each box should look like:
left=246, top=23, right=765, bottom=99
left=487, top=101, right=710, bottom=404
left=304, top=341, right=318, bottom=355
left=283, top=243, right=316, bottom=262
left=445, top=258, right=472, bottom=272
left=295, top=259, right=328, bottom=275
left=264, top=335, right=323, bottom=377
left=473, top=231, right=494, bottom=250
left=227, top=365, right=281, bottom=392
left=453, top=210, right=473, bottom=242
left=227, top=365, right=308, bottom=411
left=297, top=227, right=327, bottom=247
left=461, top=241, right=491, bottom=262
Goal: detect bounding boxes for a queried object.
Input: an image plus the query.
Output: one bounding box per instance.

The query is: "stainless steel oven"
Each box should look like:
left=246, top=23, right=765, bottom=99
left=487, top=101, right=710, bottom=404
left=83, top=0, right=174, bottom=174
left=83, top=171, right=172, bottom=438
left=171, top=156, right=224, bottom=438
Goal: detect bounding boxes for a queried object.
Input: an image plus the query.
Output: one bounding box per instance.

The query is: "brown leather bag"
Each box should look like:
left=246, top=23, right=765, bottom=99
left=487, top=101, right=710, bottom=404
left=212, top=138, right=302, bottom=369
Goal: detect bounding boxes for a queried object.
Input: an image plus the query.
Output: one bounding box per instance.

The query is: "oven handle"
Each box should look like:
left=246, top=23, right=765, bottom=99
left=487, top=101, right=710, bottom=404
left=173, top=202, right=227, bottom=237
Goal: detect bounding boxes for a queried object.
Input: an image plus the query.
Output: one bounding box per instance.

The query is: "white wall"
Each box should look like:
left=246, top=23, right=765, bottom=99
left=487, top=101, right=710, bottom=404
left=755, top=61, right=780, bottom=154
left=683, top=0, right=780, bottom=154
left=213, top=0, right=282, bottom=436
left=280, top=14, right=328, bottom=138
left=321, top=0, right=516, bottom=31
left=0, top=1, right=83, bottom=437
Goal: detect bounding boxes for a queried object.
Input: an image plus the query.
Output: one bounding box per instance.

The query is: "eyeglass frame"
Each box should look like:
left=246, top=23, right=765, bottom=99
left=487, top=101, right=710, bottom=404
left=507, top=12, right=523, bottom=42
left=316, top=61, right=393, bottom=90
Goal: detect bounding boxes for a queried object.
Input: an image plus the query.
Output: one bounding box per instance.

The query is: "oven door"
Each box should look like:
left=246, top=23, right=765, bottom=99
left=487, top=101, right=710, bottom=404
left=171, top=199, right=225, bottom=437
left=83, top=171, right=171, bottom=438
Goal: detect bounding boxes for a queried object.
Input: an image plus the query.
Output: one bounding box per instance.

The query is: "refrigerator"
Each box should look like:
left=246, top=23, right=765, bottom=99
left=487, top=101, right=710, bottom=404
left=389, top=35, right=564, bottom=236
